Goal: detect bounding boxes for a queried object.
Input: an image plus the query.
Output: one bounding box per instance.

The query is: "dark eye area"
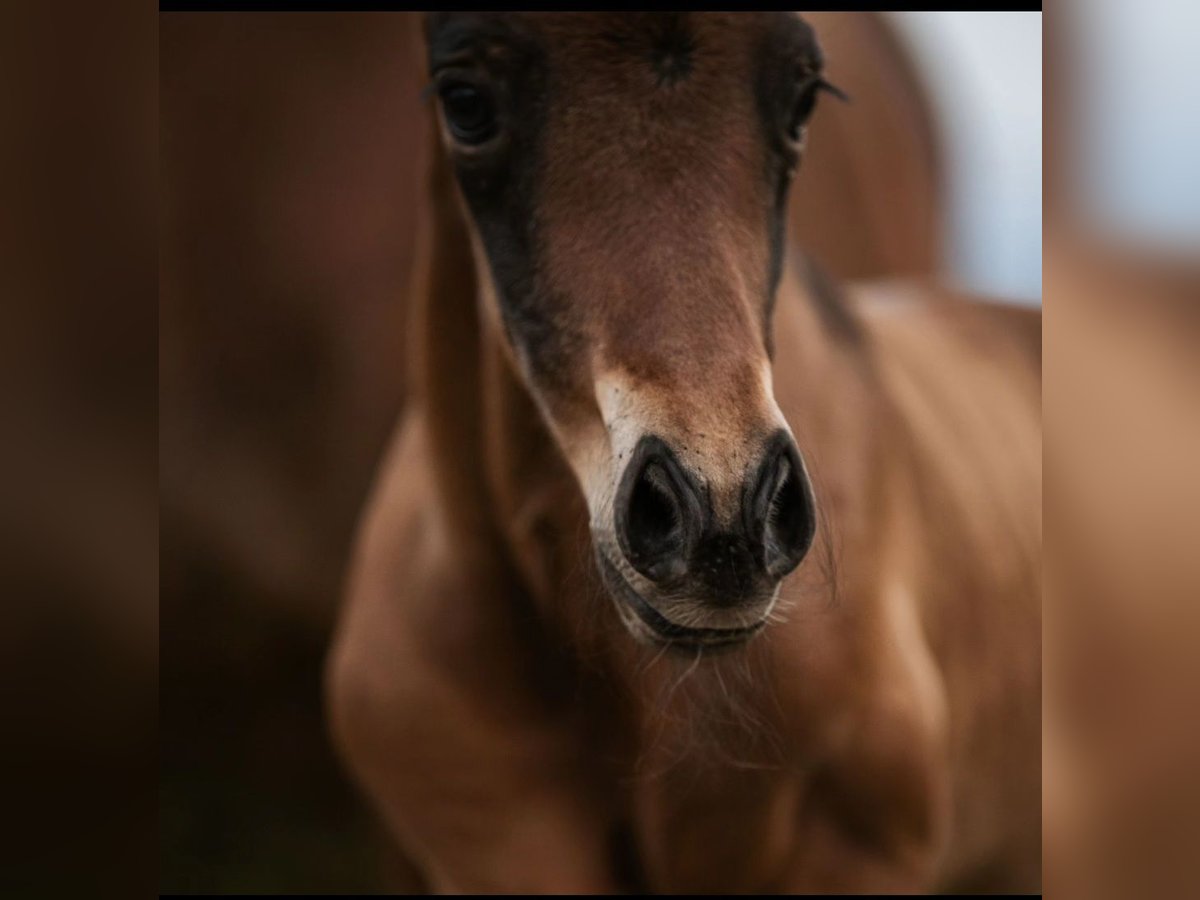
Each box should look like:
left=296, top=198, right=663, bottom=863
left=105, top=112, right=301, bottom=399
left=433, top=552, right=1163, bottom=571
left=787, top=82, right=820, bottom=141
left=439, top=82, right=498, bottom=145
left=786, top=76, right=845, bottom=142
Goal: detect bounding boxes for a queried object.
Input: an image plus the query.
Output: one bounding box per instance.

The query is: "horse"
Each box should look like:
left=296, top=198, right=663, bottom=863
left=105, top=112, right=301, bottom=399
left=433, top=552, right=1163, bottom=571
left=159, top=10, right=939, bottom=631
left=327, top=12, right=1041, bottom=893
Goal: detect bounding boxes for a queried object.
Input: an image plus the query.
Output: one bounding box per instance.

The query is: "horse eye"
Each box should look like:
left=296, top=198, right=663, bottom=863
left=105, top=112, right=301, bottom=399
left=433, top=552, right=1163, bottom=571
left=787, top=84, right=819, bottom=141
left=439, top=83, right=498, bottom=145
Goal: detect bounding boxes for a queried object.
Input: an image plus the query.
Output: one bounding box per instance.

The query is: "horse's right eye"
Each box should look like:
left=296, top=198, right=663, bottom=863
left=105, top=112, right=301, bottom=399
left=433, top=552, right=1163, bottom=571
left=439, top=83, right=498, bottom=146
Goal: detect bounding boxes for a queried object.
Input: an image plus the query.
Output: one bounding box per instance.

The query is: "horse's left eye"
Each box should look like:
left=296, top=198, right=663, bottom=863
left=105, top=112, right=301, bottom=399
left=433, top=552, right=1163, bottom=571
left=787, top=83, right=820, bottom=141
left=439, top=83, right=498, bottom=145
left=787, top=76, right=845, bottom=142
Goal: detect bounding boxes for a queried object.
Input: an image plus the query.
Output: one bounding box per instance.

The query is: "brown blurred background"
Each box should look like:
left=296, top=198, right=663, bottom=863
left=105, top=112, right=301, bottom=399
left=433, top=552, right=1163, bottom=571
left=159, top=11, right=945, bottom=892
left=1042, top=2, right=1200, bottom=895
left=161, top=16, right=426, bottom=891
left=1, top=1, right=155, bottom=895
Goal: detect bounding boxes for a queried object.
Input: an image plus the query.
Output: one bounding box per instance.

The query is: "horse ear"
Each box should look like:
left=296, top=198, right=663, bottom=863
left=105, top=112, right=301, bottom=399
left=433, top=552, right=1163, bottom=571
left=817, top=78, right=850, bottom=104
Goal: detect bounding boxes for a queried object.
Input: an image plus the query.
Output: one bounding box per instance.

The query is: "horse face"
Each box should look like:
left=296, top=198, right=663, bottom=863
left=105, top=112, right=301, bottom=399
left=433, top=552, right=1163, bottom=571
left=426, top=12, right=824, bottom=648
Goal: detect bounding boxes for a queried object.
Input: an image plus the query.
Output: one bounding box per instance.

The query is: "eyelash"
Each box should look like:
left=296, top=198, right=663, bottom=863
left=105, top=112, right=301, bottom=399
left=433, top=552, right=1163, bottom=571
left=788, top=76, right=846, bottom=141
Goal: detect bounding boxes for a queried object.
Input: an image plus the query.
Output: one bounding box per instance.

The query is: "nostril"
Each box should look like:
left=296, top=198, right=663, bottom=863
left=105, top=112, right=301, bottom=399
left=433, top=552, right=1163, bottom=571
left=750, top=437, right=816, bottom=579
left=615, top=438, right=701, bottom=584
left=628, top=463, right=680, bottom=555
left=624, top=462, right=685, bottom=581
left=764, top=457, right=805, bottom=562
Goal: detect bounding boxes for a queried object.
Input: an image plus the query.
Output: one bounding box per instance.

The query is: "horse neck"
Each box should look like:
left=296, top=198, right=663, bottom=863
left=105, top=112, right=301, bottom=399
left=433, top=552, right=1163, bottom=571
left=405, top=156, right=617, bottom=711
left=406, top=137, right=508, bottom=561
left=407, top=140, right=589, bottom=615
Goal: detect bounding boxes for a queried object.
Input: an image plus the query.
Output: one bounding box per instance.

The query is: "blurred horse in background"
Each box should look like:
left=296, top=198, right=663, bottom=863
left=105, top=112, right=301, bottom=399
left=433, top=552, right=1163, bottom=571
left=1042, top=9, right=1200, bottom=895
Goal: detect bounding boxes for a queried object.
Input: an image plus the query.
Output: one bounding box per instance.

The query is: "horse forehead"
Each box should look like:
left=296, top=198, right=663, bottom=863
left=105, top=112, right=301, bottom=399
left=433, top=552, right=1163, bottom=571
left=531, top=12, right=772, bottom=54
left=533, top=18, right=771, bottom=212
left=527, top=18, right=777, bottom=339
left=534, top=13, right=767, bottom=103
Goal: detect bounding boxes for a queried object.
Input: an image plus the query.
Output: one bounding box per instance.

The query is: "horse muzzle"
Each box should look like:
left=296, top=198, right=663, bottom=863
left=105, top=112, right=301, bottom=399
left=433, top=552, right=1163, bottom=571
left=596, top=429, right=816, bottom=650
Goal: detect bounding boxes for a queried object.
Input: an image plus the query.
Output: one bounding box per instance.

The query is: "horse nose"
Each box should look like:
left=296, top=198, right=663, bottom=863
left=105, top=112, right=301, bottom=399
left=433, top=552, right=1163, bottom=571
left=614, top=432, right=816, bottom=589
left=745, top=432, right=817, bottom=580
left=614, top=438, right=703, bottom=584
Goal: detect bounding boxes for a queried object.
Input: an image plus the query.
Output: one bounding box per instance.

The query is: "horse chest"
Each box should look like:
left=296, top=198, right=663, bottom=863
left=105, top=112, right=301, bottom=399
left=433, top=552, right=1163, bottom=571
left=625, top=762, right=809, bottom=893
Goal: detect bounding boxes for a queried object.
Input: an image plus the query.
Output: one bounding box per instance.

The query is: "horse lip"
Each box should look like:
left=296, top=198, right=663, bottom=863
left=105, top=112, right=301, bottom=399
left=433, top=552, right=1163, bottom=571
left=596, top=552, right=766, bottom=648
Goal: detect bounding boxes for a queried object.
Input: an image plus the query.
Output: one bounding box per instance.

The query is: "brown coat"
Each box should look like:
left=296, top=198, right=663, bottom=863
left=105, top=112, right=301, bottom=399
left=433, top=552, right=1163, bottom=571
left=326, top=20, right=1040, bottom=879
